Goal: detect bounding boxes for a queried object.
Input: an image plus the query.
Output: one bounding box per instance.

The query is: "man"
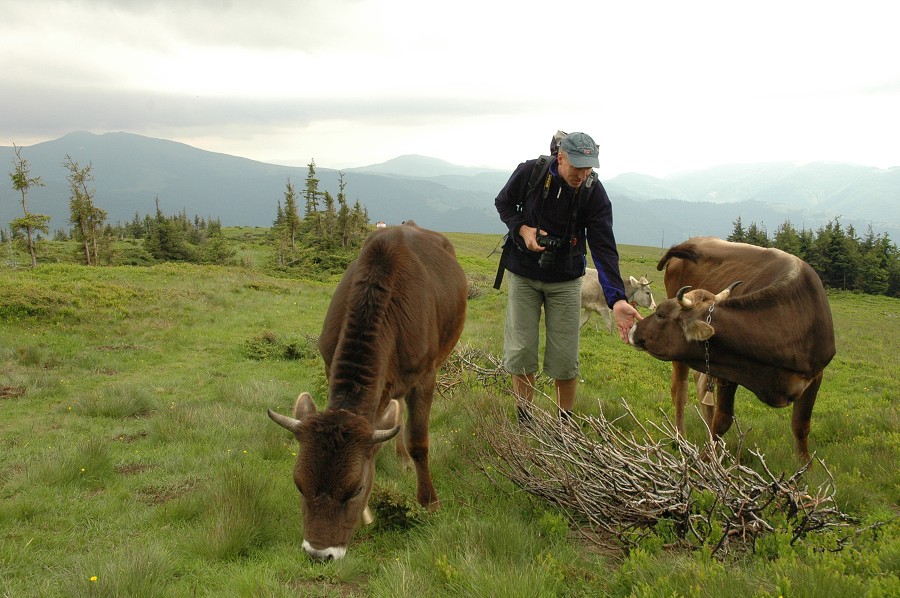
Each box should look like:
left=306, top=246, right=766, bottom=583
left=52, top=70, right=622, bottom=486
left=494, top=132, right=641, bottom=420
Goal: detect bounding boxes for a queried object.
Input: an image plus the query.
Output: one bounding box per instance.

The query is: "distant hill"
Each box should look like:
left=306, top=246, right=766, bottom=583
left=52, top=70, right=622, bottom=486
left=1, top=132, right=897, bottom=247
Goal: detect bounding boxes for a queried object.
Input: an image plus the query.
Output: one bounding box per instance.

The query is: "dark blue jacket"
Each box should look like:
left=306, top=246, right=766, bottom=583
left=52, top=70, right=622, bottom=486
left=495, top=156, right=627, bottom=308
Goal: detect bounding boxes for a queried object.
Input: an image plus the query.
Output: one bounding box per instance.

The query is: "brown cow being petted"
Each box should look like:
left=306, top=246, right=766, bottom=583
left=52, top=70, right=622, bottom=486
left=629, top=237, right=835, bottom=461
left=267, top=221, right=467, bottom=560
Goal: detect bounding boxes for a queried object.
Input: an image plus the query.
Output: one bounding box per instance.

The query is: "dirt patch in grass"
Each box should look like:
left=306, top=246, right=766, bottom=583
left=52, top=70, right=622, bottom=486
left=0, top=386, right=26, bottom=399
left=116, top=463, right=154, bottom=476
left=137, top=478, right=199, bottom=506
left=113, top=431, right=149, bottom=443
left=293, top=579, right=365, bottom=597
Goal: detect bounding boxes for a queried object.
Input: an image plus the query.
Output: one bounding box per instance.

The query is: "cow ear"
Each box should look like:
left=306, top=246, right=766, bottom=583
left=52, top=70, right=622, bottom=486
left=375, top=399, right=401, bottom=431
left=293, top=392, right=317, bottom=418
left=683, top=320, right=715, bottom=341
left=629, top=275, right=639, bottom=285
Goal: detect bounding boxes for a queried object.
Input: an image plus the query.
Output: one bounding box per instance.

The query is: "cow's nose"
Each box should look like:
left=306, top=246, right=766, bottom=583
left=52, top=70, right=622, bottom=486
left=303, top=540, right=347, bottom=561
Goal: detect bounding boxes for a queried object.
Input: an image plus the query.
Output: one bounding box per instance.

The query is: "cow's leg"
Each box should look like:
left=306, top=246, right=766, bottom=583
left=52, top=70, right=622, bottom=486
left=711, top=380, right=738, bottom=441
left=404, top=380, right=439, bottom=510
left=692, top=371, right=716, bottom=436
left=579, top=309, right=589, bottom=329
left=670, top=361, right=691, bottom=437
left=387, top=398, right=411, bottom=466
left=791, top=373, right=822, bottom=463
left=602, top=308, right=615, bottom=334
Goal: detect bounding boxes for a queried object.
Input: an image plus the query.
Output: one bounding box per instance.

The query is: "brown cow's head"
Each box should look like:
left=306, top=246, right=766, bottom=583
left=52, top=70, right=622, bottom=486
left=267, top=392, right=400, bottom=561
left=628, top=283, right=740, bottom=360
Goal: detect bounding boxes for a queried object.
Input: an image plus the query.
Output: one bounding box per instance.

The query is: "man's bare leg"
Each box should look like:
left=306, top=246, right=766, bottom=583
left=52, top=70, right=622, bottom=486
left=512, top=373, right=536, bottom=402
left=512, top=373, right=536, bottom=424
left=555, top=378, right=577, bottom=412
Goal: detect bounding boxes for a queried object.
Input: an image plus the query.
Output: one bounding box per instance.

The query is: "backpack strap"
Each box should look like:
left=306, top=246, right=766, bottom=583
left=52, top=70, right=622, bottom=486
left=525, top=155, right=553, bottom=208
left=494, top=157, right=593, bottom=289
left=564, top=171, right=595, bottom=260
left=493, top=238, right=511, bottom=289
left=494, top=156, right=554, bottom=289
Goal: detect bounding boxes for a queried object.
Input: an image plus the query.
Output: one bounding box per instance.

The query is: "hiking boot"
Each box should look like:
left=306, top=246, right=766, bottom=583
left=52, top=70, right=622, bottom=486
left=516, top=405, right=535, bottom=430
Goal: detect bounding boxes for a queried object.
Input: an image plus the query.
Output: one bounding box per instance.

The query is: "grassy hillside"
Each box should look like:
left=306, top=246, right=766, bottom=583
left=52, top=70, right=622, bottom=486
left=0, top=232, right=897, bottom=596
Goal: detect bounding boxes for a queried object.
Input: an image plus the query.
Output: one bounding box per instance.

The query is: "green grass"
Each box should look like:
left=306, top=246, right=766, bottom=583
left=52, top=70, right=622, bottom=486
left=0, top=232, right=897, bottom=596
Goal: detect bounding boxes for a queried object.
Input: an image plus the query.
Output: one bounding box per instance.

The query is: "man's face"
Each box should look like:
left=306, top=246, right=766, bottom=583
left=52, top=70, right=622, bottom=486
left=558, top=151, right=593, bottom=188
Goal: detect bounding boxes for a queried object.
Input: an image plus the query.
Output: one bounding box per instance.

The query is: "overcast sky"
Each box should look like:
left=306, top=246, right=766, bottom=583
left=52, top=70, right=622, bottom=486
left=2, top=0, right=898, bottom=178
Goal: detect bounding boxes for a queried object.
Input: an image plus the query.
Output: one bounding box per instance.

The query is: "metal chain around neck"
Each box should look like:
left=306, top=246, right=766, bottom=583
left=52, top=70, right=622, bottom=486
left=704, top=302, right=716, bottom=393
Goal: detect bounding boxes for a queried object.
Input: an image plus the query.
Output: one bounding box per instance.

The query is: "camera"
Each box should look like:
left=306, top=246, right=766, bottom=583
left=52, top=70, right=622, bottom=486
left=536, top=234, right=564, bottom=269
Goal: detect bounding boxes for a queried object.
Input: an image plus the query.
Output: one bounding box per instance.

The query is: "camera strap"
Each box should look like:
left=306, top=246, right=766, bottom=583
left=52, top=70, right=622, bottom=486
left=548, top=171, right=594, bottom=257
left=567, top=172, right=595, bottom=254
left=493, top=159, right=594, bottom=289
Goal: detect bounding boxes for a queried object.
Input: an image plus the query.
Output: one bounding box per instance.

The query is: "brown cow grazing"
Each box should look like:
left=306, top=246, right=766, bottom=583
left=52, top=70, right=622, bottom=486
left=629, top=237, right=835, bottom=461
left=267, top=221, right=467, bottom=560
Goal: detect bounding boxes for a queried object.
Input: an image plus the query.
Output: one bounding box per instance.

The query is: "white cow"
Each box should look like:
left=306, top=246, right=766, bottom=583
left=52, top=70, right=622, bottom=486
left=580, top=268, right=656, bottom=332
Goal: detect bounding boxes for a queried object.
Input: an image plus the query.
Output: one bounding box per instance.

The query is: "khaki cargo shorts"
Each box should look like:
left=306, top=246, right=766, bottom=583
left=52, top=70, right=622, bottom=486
left=503, top=272, right=581, bottom=380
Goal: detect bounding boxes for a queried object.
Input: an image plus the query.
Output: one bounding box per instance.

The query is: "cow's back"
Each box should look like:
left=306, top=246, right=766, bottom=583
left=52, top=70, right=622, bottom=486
left=659, top=237, right=781, bottom=297
left=319, top=223, right=467, bottom=405
left=658, top=237, right=835, bottom=373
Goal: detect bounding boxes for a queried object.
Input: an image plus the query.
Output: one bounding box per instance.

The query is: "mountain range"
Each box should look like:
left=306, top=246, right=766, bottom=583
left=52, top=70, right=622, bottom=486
left=2, top=131, right=898, bottom=247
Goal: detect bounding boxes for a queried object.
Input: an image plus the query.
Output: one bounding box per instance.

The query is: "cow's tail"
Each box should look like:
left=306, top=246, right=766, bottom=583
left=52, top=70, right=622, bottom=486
left=656, top=241, right=701, bottom=271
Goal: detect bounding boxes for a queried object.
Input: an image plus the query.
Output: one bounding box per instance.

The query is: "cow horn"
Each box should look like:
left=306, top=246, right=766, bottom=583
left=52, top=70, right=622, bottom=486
left=714, top=280, right=743, bottom=302
left=267, top=408, right=302, bottom=434
left=676, top=286, right=693, bottom=308
left=372, top=425, right=401, bottom=444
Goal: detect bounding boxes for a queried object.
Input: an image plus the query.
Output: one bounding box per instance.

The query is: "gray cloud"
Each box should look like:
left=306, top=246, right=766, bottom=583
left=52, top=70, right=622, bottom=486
left=3, top=1, right=898, bottom=174
left=0, top=83, right=541, bottom=142
left=10, top=0, right=386, bottom=52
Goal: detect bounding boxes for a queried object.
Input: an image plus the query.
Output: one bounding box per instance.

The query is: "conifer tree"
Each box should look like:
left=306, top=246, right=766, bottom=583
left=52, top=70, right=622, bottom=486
left=282, top=178, right=301, bottom=249
left=349, top=199, right=369, bottom=247
left=727, top=217, right=746, bottom=243
left=8, top=144, right=49, bottom=267
left=302, top=159, right=323, bottom=240
left=336, top=172, right=352, bottom=248
left=812, top=218, right=856, bottom=289
left=745, top=222, right=770, bottom=247
left=321, top=190, right=337, bottom=248
left=272, top=179, right=302, bottom=265
left=199, top=218, right=235, bottom=265
left=143, top=197, right=194, bottom=262
left=773, top=221, right=802, bottom=257
left=63, top=155, right=107, bottom=265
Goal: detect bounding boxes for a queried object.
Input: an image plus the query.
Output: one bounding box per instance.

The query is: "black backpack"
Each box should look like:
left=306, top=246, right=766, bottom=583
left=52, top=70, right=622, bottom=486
left=492, top=150, right=595, bottom=289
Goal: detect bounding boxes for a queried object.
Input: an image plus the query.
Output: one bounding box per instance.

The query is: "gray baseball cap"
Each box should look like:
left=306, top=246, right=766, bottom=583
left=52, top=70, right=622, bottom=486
left=560, top=132, right=599, bottom=168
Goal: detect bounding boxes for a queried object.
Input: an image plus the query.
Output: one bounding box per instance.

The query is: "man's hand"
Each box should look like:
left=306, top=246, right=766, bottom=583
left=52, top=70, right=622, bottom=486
left=518, top=225, right=546, bottom=252
left=613, top=299, right=642, bottom=343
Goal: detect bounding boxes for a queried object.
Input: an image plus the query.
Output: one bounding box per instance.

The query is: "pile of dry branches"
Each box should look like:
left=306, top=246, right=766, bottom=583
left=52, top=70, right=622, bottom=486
left=461, top=373, right=858, bottom=556
left=438, top=344, right=510, bottom=395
